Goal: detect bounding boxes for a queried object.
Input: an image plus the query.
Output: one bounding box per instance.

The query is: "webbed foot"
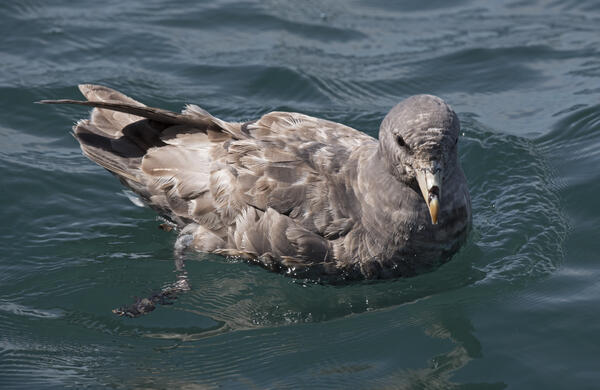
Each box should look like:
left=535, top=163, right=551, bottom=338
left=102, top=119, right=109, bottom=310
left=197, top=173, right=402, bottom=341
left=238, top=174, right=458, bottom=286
left=112, top=288, right=180, bottom=317
left=113, top=229, right=193, bottom=317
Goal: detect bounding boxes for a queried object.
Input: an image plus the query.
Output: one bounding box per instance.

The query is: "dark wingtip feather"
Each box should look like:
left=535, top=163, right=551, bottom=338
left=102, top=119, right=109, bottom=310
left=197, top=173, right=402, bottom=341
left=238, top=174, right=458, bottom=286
left=37, top=99, right=88, bottom=105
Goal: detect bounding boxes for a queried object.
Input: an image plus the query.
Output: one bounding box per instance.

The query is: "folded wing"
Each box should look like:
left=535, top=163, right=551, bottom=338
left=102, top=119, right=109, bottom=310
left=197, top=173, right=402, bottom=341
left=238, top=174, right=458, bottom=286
left=43, top=84, right=375, bottom=270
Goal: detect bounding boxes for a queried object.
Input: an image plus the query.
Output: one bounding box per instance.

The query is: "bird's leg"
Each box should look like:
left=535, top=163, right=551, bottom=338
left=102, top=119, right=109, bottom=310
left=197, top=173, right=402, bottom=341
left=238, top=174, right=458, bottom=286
left=169, top=230, right=193, bottom=294
left=112, top=230, right=194, bottom=318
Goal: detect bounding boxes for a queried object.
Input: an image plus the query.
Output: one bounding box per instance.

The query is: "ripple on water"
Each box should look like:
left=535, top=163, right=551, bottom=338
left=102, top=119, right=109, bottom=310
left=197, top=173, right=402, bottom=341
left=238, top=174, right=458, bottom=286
left=459, top=115, right=568, bottom=282
left=537, top=104, right=600, bottom=188
left=0, top=301, right=63, bottom=319
left=150, top=3, right=368, bottom=43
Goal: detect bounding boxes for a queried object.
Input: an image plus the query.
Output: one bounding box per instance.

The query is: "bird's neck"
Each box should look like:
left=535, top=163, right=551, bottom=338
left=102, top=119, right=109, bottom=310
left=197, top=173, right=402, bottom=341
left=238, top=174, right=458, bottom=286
left=372, top=144, right=412, bottom=185
left=360, top=147, right=414, bottom=210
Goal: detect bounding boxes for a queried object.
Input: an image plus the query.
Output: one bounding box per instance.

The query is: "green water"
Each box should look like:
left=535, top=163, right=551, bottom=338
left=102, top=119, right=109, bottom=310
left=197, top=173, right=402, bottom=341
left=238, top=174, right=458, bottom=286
left=1, top=1, right=599, bottom=388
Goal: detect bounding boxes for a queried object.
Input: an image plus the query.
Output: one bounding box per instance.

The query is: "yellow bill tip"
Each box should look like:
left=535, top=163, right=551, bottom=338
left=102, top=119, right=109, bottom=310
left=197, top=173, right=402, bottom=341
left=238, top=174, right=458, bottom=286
left=429, top=196, right=439, bottom=225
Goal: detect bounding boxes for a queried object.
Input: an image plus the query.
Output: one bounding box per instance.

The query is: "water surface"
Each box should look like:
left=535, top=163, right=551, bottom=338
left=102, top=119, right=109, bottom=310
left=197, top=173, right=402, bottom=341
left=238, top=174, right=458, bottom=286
left=1, top=0, right=599, bottom=388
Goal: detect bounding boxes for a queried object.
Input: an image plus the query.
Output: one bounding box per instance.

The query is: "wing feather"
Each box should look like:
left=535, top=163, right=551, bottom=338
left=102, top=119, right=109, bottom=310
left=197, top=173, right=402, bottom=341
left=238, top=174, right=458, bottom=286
left=44, top=84, right=375, bottom=262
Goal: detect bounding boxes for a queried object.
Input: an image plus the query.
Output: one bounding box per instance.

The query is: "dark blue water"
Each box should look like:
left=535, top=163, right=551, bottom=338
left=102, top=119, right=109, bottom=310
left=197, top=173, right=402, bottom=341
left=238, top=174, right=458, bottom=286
left=1, top=1, right=599, bottom=388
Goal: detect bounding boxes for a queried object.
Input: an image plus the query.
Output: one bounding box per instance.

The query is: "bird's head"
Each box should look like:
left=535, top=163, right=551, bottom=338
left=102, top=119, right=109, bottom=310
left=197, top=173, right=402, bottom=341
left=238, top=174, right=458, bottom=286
left=378, top=95, right=460, bottom=225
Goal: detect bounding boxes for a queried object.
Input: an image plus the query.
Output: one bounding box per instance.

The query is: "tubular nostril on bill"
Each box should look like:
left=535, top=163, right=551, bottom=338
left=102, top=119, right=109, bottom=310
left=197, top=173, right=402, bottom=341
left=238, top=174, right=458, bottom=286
left=429, top=185, right=440, bottom=198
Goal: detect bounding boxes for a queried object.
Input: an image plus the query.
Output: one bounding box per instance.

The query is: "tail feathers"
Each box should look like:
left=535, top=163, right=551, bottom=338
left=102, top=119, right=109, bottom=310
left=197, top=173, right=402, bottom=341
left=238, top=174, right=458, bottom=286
left=81, top=84, right=147, bottom=138
left=40, top=98, right=216, bottom=128
left=40, top=84, right=235, bottom=215
left=40, top=84, right=216, bottom=175
left=78, top=84, right=144, bottom=107
left=40, top=83, right=218, bottom=130
left=40, top=84, right=240, bottom=137
left=74, top=119, right=145, bottom=182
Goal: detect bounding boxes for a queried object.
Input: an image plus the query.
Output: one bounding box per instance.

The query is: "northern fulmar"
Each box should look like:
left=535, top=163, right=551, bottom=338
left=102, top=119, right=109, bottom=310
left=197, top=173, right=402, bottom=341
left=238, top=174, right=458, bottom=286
left=42, top=84, right=471, bottom=281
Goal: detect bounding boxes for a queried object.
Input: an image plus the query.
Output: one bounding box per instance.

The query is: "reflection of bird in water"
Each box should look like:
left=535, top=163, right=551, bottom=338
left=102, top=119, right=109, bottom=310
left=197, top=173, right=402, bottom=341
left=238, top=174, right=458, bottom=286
left=318, top=305, right=502, bottom=389
left=373, top=306, right=506, bottom=389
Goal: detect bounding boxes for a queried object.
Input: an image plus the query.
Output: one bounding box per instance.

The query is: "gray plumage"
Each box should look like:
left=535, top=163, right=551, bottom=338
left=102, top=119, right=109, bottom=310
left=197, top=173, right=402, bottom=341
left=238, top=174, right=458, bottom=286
left=41, top=84, right=471, bottom=281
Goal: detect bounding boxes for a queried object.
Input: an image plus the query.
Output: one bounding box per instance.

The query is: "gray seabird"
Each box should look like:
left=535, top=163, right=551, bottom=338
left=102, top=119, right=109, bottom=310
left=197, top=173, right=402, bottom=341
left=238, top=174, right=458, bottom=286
left=42, top=84, right=471, bottom=281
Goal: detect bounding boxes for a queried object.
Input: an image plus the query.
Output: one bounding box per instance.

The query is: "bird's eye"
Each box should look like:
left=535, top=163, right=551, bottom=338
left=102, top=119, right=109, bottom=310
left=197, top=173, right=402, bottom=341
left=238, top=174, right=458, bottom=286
left=396, top=135, right=407, bottom=148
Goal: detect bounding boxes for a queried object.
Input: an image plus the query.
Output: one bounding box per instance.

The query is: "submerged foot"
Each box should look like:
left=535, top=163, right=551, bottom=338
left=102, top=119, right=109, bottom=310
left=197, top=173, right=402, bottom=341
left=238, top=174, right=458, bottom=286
left=112, top=287, right=178, bottom=317
left=113, top=229, right=195, bottom=318
left=112, top=278, right=190, bottom=317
